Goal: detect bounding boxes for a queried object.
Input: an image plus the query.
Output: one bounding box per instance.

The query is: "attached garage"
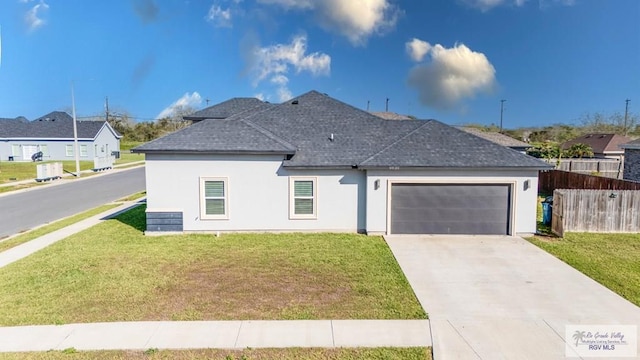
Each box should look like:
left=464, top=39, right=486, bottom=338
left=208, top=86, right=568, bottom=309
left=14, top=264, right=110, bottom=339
left=390, top=183, right=512, bottom=235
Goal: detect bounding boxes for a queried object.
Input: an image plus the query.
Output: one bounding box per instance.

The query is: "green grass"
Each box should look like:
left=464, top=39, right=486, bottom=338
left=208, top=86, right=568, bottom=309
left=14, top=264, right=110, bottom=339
left=0, top=348, right=431, bottom=360
left=116, top=191, right=146, bottom=202
left=528, top=233, right=640, bottom=306
left=120, top=141, right=144, bottom=151
left=115, top=152, right=144, bottom=165
left=0, top=204, right=120, bottom=250
left=0, top=206, right=425, bottom=326
left=0, top=160, right=95, bottom=183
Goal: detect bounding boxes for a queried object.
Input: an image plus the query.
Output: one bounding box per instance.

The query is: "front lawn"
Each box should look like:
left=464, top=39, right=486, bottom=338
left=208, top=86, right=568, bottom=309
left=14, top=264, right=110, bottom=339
left=0, top=348, right=431, bottom=360
left=529, top=233, right=640, bottom=306
left=0, top=206, right=425, bottom=326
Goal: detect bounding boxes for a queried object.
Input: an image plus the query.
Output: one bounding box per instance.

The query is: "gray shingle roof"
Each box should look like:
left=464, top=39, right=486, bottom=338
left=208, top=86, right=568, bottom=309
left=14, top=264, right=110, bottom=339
left=134, top=90, right=551, bottom=169
left=621, top=138, right=640, bottom=149
left=0, top=111, right=119, bottom=139
left=184, top=98, right=269, bottom=120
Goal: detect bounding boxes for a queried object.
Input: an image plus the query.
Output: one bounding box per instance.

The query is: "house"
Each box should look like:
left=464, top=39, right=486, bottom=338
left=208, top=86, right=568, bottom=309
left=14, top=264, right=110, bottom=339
left=133, top=91, right=551, bottom=236
left=0, top=111, right=121, bottom=162
left=560, top=133, right=631, bottom=160
left=621, top=139, right=640, bottom=182
left=458, top=127, right=532, bottom=153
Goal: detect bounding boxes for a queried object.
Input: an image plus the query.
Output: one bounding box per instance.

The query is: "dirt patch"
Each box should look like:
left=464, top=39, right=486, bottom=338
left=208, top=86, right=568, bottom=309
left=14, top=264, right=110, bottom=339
left=150, top=261, right=352, bottom=320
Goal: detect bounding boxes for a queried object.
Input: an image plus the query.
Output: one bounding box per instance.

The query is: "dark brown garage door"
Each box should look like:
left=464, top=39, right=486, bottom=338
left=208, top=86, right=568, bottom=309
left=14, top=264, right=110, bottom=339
left=390, top=183, right=511, bottom=235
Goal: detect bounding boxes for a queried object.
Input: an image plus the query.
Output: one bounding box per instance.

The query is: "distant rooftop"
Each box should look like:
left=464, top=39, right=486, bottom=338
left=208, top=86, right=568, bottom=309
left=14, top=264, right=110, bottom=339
left=459, top=127, right=531, bottom=148
left=370, top=112, right=412, bottom=121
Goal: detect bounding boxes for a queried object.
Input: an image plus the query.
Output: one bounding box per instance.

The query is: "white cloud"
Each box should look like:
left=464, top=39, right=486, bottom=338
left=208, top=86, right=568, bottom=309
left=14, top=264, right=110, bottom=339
left=157, top=92, right=203, bottom=119
left=24, top=0, right=49, bottom=32
left=206, top=5, right=233, bottom=27
left=407, top=42, right=496, bottom=110
left=406, top=38, right=431, bottom=62
left=257, top=0, right=400, bottom=45
left=250, top=35, right=330, bottom=102
left=461, top=0, right=526, bottom=11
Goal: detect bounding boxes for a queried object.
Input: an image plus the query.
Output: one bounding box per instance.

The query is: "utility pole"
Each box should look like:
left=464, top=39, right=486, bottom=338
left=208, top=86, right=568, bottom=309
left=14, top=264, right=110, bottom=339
left=500, top=99, right=506, bottom=132
left=386, top=98, right=389, bottom=112
left=624, top=99, right=630, bottom=136
left=105, top=96, right=109, bottom=123
left=71, top=83, right=80, bottom=177
left=366, top=100, right=370, bottom=111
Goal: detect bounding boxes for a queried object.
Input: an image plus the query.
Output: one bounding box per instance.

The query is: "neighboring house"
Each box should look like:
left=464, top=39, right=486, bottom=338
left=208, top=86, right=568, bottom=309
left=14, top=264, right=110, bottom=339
left=621, top=139, right=640, bottom=182
left=0, top=111, right=121, bottom=162
left=133, top=91, right=551, bottom=236
left=560, top=134, right=631, bottom=160
left=370, top=112, right=412, bottom=120
left=458, top=127, right=532, bottom=153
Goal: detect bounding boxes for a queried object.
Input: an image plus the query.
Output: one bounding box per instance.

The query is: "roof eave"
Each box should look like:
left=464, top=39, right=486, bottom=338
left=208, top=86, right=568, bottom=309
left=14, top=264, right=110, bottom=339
left=132, top=149, right=295, bottom=155
left=357, top=165, right=553, bottom=171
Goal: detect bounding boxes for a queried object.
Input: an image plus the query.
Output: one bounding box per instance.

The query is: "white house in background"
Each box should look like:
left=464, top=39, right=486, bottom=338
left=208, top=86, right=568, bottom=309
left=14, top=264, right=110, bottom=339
left=133, top=91, right=551, bottom=236
left=0, top=111, right=121, bottom=162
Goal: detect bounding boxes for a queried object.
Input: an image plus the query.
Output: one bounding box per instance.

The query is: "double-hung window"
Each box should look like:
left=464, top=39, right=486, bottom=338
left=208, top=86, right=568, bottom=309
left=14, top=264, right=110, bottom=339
left=200, top=177, right=228, bottom=219
left=65, top=145, right=74, bottom=157
left=290, top=177, right=317, bottom=219
left=80, top=144, right=88, bottom=157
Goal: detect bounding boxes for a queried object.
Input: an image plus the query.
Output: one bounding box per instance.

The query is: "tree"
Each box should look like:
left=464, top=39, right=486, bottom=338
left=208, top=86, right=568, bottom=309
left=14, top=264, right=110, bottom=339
left=526, top=142, right=560, bottom=160
left=566, top=143, right=594, bottom=158
left=156, top=105, right=195, bottom=135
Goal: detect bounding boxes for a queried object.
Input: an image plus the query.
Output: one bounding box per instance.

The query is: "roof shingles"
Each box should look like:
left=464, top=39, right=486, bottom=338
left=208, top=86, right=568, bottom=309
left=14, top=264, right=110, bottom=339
left=134, top=91, right=550, bottom=169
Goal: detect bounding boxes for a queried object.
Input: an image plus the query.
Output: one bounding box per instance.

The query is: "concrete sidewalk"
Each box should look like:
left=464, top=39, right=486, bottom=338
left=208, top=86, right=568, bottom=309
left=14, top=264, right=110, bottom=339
left=0, top=320, right=431, bottom=352
left=0, top=200, right=143, bottom=269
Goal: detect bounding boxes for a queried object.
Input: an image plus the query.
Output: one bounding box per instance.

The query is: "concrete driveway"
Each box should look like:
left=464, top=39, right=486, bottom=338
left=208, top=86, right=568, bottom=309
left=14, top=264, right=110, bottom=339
left=385, top=235, right=640, bottom=360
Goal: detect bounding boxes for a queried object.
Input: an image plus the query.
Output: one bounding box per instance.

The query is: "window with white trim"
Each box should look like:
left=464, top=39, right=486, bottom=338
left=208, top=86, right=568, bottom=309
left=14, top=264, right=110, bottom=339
left=290, top=177, right=317, bottom=219
left=80, top=144, right=88, bottom=157
left=65, top=145, right=74, bottom=157
left=200, top=177, right=228, bottom=219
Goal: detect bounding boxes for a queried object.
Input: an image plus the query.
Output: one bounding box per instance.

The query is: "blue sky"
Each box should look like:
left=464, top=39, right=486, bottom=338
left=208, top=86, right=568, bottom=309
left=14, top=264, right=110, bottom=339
left=0, top=0, right=638, bottom=128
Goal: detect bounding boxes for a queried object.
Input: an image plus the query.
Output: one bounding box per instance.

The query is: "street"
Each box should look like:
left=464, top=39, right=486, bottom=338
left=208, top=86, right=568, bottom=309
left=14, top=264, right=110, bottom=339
left=0, top=167, right=145, bottom=239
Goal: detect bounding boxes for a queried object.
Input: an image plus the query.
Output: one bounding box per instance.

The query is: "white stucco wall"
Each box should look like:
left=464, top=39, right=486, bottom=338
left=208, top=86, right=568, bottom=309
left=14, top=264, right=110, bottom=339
left=365, top=169, right=540, bottom=235
left=145, top=153, right=366, bottom=232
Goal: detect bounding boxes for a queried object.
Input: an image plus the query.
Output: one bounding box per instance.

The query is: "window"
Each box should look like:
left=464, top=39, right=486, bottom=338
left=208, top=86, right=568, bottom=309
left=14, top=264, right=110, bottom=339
left=200, top=177, right=228, bottom=219
left=40, top=145, right=49, bottom=156
left=94, top=144, right=98, bottom=155
left=65, top=145, right=74, bottom=157
left=11, top=145, right=20, bottom=157
left=80, top=144, right=88, bottom=157
left=290, top=177, right=317, bottom=219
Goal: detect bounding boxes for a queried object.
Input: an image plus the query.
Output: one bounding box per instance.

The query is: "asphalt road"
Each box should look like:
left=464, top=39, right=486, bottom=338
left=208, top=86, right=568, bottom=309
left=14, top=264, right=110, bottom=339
left=0, top=167, right=145, bottom=239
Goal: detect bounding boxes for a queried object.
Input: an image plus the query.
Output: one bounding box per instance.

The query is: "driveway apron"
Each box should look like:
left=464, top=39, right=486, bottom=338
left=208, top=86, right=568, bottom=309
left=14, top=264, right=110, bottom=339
left=385, top=235, right=640, bottom=360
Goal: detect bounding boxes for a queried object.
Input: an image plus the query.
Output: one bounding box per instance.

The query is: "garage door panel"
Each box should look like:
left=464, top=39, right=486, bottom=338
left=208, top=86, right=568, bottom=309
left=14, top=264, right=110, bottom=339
left=390, top=184, right=511, bottom=235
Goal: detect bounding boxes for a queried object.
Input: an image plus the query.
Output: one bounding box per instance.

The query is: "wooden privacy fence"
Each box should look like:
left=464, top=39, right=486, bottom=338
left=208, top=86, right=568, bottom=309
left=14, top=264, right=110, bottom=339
left=543, top=159, right=623, bottom=179
left=551, top=189, right=640, bottom=237
left=539, top=170, right=640, bottom=193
